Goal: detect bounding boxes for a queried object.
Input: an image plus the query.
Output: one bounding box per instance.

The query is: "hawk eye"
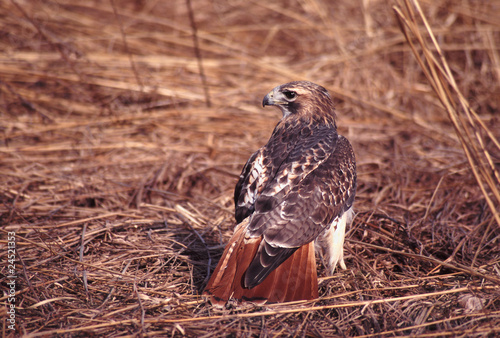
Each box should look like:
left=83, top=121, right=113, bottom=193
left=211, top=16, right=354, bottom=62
left=282, top=90, right=296, bottom=100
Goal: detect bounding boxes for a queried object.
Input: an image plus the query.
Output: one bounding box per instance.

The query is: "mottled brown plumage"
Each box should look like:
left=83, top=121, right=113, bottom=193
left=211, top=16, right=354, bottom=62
left=204, top=81, right=356, bottom=306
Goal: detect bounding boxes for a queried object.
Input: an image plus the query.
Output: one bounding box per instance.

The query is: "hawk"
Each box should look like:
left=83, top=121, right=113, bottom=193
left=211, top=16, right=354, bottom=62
left=203, top=81, right=356, bottom=306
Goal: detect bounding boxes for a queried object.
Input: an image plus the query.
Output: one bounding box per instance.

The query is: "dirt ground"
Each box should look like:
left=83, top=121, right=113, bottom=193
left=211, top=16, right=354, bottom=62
left=1, top=0, right=499, bottom=336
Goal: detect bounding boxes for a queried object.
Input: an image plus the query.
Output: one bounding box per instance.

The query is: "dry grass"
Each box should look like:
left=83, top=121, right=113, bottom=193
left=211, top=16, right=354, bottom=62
left=1, top=0, right=499, bottom=336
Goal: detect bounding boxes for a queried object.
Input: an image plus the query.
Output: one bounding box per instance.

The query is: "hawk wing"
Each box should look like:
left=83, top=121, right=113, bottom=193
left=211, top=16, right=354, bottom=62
left=236, top=122, right=355, bottom=287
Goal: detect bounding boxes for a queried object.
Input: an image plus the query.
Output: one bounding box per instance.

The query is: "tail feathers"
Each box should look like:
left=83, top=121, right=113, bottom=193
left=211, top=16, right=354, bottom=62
left=203, top=220, right=318, bottom=307
left=203, top=220, right=254, bottom=305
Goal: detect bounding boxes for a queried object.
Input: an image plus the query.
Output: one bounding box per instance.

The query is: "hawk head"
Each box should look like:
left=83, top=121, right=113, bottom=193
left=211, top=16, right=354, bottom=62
left=262, top=81, right=336, bottom=121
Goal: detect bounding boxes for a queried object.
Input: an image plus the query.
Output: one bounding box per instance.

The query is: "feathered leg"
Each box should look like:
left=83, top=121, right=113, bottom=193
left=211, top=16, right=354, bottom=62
left=316, top=207, right=354, bottom=273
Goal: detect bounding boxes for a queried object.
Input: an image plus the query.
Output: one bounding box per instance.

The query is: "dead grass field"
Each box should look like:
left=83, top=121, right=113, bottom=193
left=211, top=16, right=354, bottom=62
left=1, top=0, right=500, bottom=336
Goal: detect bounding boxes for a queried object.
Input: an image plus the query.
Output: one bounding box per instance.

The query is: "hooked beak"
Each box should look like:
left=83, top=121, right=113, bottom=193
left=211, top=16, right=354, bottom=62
left=262, top=90, right=286, bottom=107
left=262, top=92, right=273, bottom=107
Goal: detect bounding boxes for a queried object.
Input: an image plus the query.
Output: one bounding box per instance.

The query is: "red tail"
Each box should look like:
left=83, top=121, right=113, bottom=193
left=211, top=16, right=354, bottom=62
left=203, top=219, right=318, bottom=306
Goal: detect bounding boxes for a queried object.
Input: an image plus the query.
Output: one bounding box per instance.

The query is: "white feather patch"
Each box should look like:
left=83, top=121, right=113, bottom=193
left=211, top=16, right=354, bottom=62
left=315, top=207, right=354, bottom=274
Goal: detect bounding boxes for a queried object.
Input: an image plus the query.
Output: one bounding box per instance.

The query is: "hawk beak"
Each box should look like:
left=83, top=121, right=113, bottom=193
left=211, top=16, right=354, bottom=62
left=263, top=90, right=286, bottom=107
left=262, top=92, right=274, bottom=107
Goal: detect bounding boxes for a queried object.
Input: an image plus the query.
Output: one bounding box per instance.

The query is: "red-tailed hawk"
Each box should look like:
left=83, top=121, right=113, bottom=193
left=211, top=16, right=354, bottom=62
left=203, top=81, right=356, bottom=306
